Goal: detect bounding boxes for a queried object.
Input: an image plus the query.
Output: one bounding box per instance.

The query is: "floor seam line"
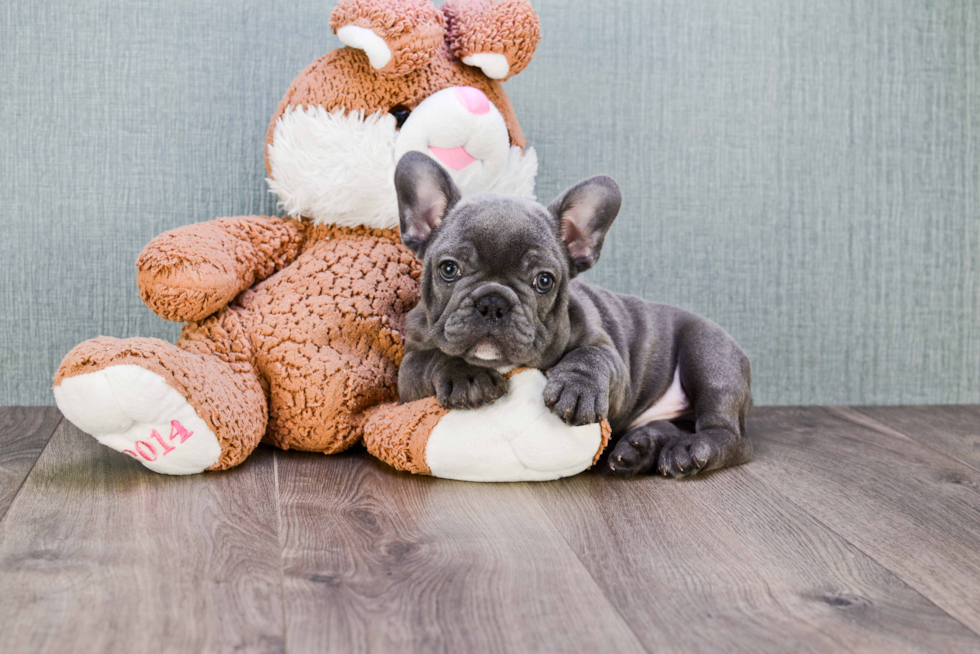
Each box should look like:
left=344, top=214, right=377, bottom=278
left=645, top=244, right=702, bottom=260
left=274, top=451, right=289, bottom=654
left=0, top=412, right=63, bottom=526
left=521, top=481, right=654, bottom=654
left=741, top=463, right=980, bottom=642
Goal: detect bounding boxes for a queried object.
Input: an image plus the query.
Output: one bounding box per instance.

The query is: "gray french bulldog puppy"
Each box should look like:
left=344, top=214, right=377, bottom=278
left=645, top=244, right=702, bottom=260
left=394, top=151, right=752, bottom=477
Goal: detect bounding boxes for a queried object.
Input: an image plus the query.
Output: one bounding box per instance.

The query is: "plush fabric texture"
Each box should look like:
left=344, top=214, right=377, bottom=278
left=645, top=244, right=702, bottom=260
left=264, top=42, right=527, bottom=173
left=330, top=0, right=445, bottom=78
left=267, top=108, right=402, bottom=230
left=459, top=53, right=510, bottom=80
left=137, top=216, right=307, bottom=322
left=421, top=370, right=609, bottom=482
left=363, top=369, right=612, bottom=481
left=484, top=143, right=537, bottom=197
left=392, top=86, right=516, bottom=195
left=54, top=328, right=267, bottom=471
left=337, top=25, right=397, bottom=70
left=54, top=365, right=224, bottom=475
left=52, top=0, right=612, bottom=481
left=443, top=0, right=541, bottom=81
left=263, top=0, right=541, bottom=228
left=237, top=225, right=420, bottom=453
left=57, top=226, right=420, bottom=465
left=595, top=420, right=612, bottom=466
left=363, top=398, right=446, bottom=475
left=266, top=102, right=537, bottom=229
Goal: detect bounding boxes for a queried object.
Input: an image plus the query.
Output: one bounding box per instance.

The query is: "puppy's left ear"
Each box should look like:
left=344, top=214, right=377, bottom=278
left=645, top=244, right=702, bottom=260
left=548, top=176, right=622, bottom=275
left=395, top=151, right=462, bottom=255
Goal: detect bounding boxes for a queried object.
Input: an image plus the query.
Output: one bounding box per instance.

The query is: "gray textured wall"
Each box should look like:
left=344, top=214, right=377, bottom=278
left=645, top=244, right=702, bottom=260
left=1, top=0, right=978, bottom=406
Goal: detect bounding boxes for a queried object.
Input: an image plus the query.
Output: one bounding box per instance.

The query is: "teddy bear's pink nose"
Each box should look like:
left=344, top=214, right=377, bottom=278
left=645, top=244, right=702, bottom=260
left=454, top=86, right=490, bottom=115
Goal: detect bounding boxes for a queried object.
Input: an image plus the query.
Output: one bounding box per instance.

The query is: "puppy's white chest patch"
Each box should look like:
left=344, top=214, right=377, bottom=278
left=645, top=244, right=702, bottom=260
left=628, top=366, right=692, bottom=429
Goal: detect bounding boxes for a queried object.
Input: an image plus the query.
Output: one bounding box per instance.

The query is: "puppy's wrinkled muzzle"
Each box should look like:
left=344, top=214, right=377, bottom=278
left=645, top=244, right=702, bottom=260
left=442, top=283, right=531, bottom=367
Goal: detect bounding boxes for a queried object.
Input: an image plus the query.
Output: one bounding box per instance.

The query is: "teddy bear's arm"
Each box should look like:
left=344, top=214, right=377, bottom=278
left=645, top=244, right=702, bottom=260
left=136, top=215, right=307, bottom=322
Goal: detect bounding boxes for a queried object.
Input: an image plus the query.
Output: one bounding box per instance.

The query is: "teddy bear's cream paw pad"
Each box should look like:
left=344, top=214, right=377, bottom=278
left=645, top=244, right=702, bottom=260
left=425, top=370, right=603, bottom=482
left=54, top=365, right=221, bottom=475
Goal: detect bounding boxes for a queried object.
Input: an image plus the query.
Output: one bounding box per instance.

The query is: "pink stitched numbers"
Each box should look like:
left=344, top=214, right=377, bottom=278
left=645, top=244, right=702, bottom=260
left=122, top=420, right=194, bottom=462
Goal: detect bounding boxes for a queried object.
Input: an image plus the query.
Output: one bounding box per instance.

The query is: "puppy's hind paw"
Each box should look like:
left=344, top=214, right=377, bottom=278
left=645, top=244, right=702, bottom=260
left=658, top=435, right=716, bottom=479
left=607, top=433, right=660, bottom=477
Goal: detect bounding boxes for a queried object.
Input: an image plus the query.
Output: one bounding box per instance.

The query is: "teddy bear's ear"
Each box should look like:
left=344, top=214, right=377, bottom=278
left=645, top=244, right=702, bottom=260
left=442, top=0, right=541, bottom=81
left=330, top=0, right=446, bottom=77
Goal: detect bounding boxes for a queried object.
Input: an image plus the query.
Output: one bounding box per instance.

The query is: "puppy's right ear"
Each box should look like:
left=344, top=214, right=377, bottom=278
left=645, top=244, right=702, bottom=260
left=395, top=151, right=462, bottom=255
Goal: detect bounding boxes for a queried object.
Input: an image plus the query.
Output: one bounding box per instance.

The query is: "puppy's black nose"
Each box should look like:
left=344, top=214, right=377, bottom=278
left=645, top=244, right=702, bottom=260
left=475, top=293, right=511, bottom=321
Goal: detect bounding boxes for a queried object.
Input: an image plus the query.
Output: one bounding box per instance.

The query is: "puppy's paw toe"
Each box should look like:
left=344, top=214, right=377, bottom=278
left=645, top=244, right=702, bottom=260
left=543, top=376, right=607, bottom=426
left=658, top=436, right=715, bottom=479
left=446, top=384, right=472, bottom=409
left=552, top=392, right=585, bottom=425
left=469, top=370, right=506, bottom=407
left=607, top=434, right=659, bottom=477
left=435, top=366, right=505, bottom=410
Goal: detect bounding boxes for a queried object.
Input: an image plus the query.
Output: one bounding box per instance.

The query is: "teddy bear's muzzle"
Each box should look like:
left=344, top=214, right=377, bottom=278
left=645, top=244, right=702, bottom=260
left=395, top=86, right=512, bottom=195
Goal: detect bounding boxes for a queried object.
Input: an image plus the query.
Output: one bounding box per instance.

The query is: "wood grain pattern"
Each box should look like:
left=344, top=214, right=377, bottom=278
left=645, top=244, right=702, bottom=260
left=850, top=405, right=980, bottom=472
left=4, top=407, right=980, bottom=653
left=528, top=466, right=980, bottom=654
left=745, top=406, right=980, bottom=636
left=0, top=421, right=285, bottom=654
left=0, top=407, right=61, bottom=521
left=274, top=449, right=647, bottom=654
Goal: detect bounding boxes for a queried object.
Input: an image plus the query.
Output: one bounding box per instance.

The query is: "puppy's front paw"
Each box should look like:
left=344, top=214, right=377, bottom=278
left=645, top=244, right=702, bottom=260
left=433, top=360, right=506, bottom=410
left=543, top=370, right=609, bottom=426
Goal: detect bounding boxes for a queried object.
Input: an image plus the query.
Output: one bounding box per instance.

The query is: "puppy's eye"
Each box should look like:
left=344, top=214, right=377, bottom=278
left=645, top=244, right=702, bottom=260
left=534, top=272, right=555, bottom=293
left=438, top=261, right=460, bottom=282
left=390, top=105, right=411, bottom=129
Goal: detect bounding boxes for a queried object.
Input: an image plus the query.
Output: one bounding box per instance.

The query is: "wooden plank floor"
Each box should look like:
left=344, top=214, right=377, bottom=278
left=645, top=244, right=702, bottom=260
left=1, top=406, right=979, bottom=654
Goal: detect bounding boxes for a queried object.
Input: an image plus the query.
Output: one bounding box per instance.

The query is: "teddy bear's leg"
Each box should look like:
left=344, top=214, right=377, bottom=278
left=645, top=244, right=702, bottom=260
left=363, top=370, right=611, bottom=482
left=362, top=398, right=446, bottom=476
left=53, top=309, right=266, bottom=474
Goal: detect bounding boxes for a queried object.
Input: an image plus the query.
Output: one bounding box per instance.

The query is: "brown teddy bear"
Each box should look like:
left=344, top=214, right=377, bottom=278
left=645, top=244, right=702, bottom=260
left=53, top=0, right=612, bottom=481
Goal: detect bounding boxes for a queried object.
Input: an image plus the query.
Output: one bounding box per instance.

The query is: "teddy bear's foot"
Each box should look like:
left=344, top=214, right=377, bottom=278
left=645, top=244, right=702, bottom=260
left=365, top=369, right=611, bottom=482
left=54, top=335, right=267, bottom=474
left=55, top=365, right=222, bottom=475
